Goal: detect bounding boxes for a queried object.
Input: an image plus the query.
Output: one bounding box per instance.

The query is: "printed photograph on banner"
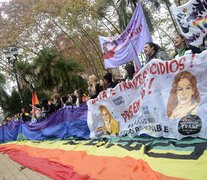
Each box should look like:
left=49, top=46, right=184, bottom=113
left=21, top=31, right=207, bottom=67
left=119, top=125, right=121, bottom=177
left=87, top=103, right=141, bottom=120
left=98, top=105, right=120, bottom=136
left=98, top=2, right=152, bottom=68
left=167, top=71, right=202, bottom=135
left=88, top=52, right=207, bottom=139
left=103, top=41, right=118, bottom=59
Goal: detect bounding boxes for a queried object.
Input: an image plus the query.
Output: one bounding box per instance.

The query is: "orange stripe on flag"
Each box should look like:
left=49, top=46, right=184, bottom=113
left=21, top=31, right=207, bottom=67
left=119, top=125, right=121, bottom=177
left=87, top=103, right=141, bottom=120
left=32, top=92, right=39, bottom=118
left=0, top=144, right=184, bottom=180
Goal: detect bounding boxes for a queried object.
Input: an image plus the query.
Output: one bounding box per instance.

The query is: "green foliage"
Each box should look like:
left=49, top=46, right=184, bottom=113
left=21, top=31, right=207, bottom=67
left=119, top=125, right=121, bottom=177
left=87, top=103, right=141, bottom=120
left=0, top=74, right=6, bottom=85
left=117, top=0, right=132, bottom=31
left=141, top=3, right=155, bottom=33
left=33, top=47, right=87, bottom=95
left=2, top=90, right=21, bottom=119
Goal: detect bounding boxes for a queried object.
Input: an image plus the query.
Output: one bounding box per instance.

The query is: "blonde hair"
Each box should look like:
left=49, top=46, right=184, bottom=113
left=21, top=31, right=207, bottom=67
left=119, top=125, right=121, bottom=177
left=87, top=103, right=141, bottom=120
left=51, top=93, right=60, bottom=100
left=89, top=75, right=98, bottom=95
left=99, top=105, right=120, bottom=135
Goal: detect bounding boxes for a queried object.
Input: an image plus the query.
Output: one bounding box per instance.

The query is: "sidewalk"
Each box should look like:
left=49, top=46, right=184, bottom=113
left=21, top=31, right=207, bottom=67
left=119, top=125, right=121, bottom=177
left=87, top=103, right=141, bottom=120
left=0, top=153, right=51, bottom=180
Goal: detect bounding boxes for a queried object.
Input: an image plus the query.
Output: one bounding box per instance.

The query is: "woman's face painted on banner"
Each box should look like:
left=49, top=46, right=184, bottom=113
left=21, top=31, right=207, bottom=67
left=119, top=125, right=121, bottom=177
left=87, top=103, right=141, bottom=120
left=174, top=35, right=184, bottom=48
left=176, top=77, right=194, bottom=105
left=101, top=108, right=110, bottom=124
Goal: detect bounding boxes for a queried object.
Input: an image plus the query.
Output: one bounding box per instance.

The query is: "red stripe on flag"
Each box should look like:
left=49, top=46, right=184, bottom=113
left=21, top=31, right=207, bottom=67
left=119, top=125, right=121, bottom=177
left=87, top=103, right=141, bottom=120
left=0, top=144, right=185, bottom=180
left=0, top=147, right=94, bottom=180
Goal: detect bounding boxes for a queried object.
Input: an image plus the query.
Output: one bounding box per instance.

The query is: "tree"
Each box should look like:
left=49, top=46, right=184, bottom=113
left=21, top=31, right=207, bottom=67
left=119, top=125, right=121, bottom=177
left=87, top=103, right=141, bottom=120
left=0, top=0, right=108, bottom=77
left=0, top=74, right=22, bottom=119
left=33, top=47, right=87, bottom=95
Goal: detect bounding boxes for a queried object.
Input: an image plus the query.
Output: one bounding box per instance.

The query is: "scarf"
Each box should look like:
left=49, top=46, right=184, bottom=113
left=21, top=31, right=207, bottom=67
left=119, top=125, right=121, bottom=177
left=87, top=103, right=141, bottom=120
left=177, top=46, right=186, bottom=57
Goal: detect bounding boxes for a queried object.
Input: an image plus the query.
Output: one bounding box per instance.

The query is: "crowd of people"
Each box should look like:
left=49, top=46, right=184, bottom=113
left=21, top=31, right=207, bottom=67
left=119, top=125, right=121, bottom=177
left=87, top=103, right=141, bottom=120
left=1, top=33, right=206, bottom=127
left=0, top=64, right=135, bottom=127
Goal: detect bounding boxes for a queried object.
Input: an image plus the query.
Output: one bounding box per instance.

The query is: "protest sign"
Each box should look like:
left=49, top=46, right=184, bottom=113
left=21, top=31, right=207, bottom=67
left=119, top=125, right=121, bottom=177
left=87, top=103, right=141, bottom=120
left=98, top=2, right=152, bottom=68
left=171, top=0, right=207, bottom=46
left=87, top=51, right=207, bottom=140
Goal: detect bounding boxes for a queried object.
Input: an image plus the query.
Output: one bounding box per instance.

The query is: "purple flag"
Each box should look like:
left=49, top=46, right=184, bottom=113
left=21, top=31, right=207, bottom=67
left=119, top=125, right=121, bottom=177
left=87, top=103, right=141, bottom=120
left=98, top=2, right=152, bottom=69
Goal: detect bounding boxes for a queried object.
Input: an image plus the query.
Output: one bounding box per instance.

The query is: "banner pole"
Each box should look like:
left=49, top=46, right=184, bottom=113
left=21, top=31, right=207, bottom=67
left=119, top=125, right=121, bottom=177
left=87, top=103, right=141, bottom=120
left=130, top=41, right=142, bottom=71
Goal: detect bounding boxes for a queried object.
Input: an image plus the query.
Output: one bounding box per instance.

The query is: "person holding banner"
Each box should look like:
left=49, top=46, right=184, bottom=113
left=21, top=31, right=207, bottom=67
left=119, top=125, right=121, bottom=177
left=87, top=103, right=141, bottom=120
left=173, top=34, right=201, bottom=58
left=100, top=105, right=120, bottom=135
left=99, top=79, right=105, bottom=91
left=144, top=42, right=171, bottom=63
left=124, top=64, right=135, bottom=81
left=167, top=71, right=200, bottom=119
left=88, top=75, right=101, bottom=99
left=103, top=72, right=117, bottom=89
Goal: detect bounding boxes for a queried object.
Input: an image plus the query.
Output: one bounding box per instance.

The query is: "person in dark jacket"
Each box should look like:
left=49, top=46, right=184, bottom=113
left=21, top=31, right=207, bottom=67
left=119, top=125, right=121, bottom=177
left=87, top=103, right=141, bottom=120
left=103, top=73, right=117, bottom=89
left=67, top=94, right=76, bottom=107
left=144, top=42, right=171, bottom=63
left=74, top=89, right=84, bottom=106
left=19, top=107, right=31, bottom=122
left=99, top=79, right=106, bottom=92
left=61, top=96, right=68, bottom=107
left=51, top=93, right=62, bottom=111
left=173, top=34, right=201, bottom=58
left=88, top=75, right=100, bottom=99
left=124, top=64, right=135, bottom=81
left=202, top=34, right=207, bottom=51
left=41, top=98, right=50, bottom=118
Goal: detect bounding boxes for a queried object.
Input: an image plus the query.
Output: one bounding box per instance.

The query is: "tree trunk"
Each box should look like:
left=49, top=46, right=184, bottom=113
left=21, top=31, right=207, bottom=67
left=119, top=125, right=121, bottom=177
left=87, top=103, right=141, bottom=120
left=81, top=29, right=106, bottom=72
left=165, top=2, right=180, bottom=34
left=52, top=20, right=95, bottom=75
left=102, top=16, right=121, bottom=34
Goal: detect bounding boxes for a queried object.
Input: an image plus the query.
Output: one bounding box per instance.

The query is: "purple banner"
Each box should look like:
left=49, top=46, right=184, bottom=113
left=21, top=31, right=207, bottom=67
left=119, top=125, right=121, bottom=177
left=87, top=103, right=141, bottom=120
left=98, top=2, right=152, bottom=68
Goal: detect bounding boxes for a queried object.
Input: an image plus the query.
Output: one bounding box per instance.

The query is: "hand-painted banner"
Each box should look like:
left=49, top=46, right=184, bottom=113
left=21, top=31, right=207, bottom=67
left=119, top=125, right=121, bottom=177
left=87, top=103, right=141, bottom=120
left=171, top=0, right=207, bottom=46
left=98, top=2, right=152, bottom=68
left=0, top=137, right=206, bottom=179
left=0, top=102, right=89, bottom=143
left=87, top=51, right=207, bottom=140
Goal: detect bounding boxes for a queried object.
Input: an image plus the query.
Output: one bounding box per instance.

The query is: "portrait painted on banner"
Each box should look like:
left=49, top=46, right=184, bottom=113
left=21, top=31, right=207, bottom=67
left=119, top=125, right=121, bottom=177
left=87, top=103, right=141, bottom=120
left=167, top=71, right=201, bottom=119
left=103, top=41, right=118, bottom=59
left=100, top=105, right=120, bottom=135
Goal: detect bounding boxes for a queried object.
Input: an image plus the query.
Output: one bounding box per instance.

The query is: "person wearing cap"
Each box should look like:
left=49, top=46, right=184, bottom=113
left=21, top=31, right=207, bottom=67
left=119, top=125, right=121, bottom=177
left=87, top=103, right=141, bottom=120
left=124, top=64, right=135, bottom=82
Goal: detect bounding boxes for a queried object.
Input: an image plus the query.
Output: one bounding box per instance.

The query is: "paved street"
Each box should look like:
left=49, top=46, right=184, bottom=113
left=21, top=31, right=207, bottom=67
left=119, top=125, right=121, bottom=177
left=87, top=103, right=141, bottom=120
left=0, top=153, right=51, bottom=180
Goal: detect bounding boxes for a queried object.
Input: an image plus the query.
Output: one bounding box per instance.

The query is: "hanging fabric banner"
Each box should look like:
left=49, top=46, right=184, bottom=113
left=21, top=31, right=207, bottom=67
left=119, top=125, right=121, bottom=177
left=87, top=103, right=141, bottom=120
left=171, top=0, right=207, bottom=46
left=98, top=2, right=152, bottom=68
left=87, top=51, right=207, bottom=140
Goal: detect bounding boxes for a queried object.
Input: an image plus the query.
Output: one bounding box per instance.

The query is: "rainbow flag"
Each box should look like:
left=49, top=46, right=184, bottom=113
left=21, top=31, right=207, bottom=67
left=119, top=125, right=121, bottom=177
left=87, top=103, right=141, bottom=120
left=0, top=137, right=206, bottom=179
left=0, top=102, right=89, bottom=143
left=32, top=92, right=39, bottom=118
left=96, top=127, right=103, bottom=132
